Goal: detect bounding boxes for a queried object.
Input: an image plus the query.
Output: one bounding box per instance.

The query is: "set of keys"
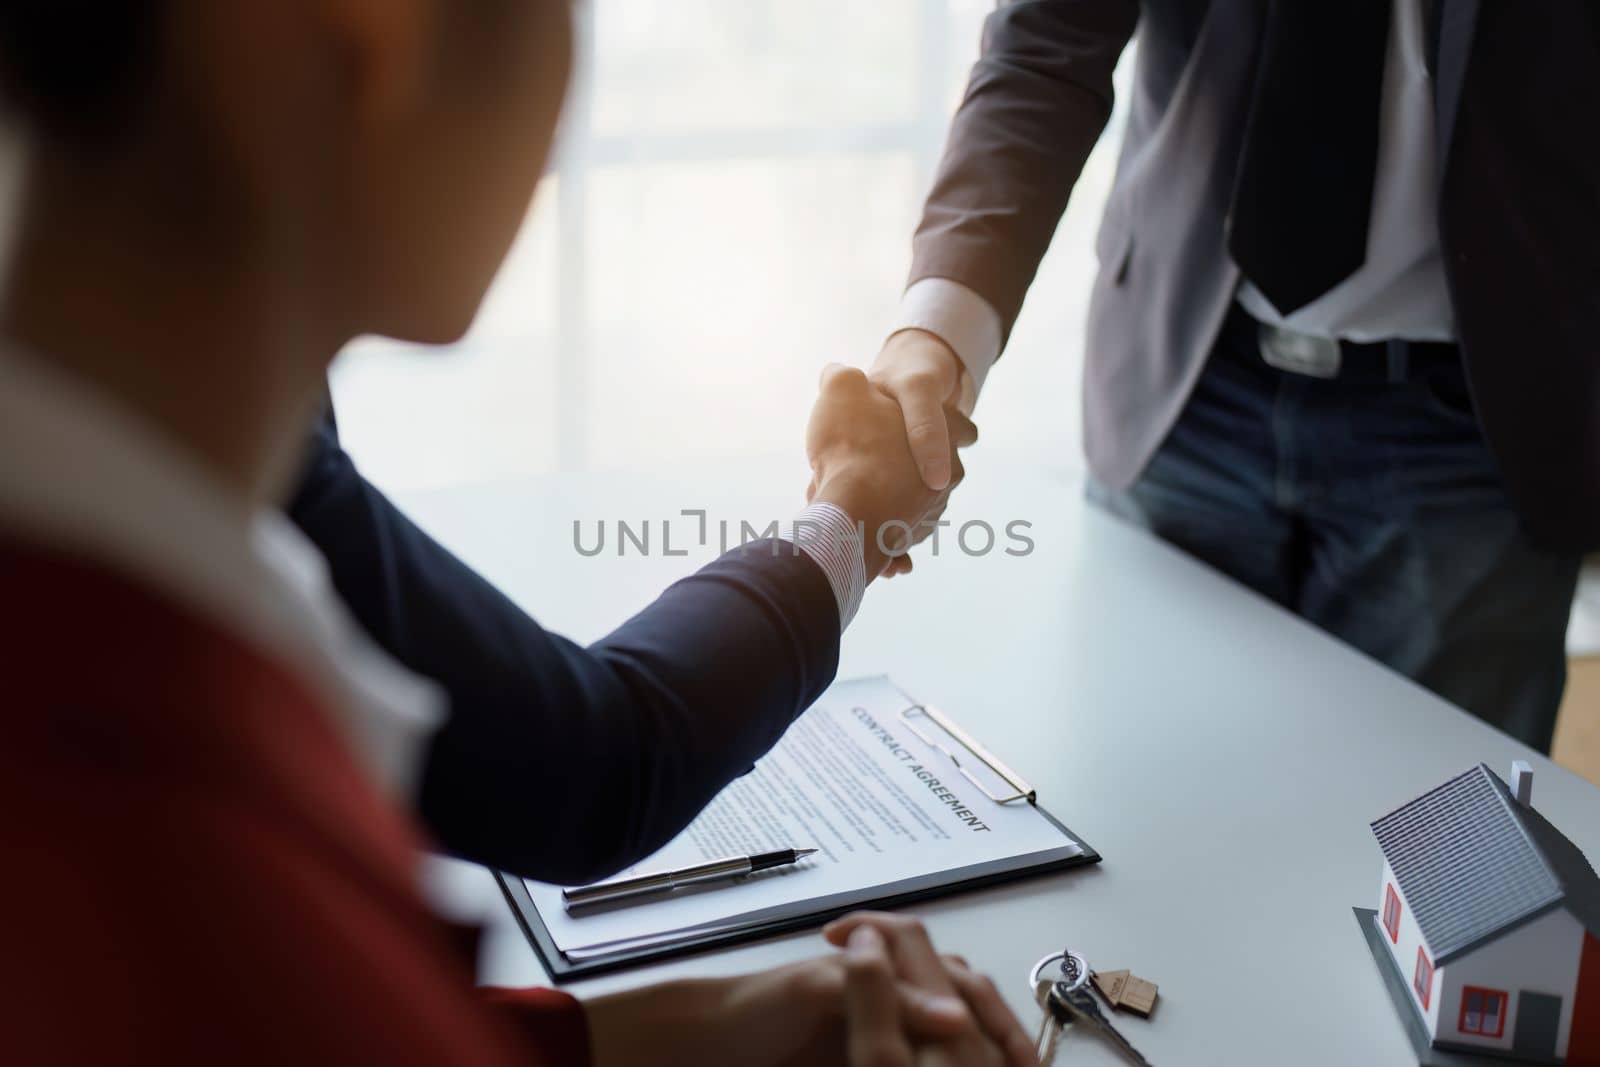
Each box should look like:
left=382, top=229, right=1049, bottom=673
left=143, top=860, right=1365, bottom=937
left=1027, top=950, right=1153, bottom=1065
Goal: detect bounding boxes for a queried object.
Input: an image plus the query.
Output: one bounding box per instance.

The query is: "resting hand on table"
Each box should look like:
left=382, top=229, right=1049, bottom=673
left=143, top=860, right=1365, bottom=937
left=585, top=913, right=1035, bottom=1067
left=806, top=361, right=976, bottom=580
left=832, top=914, right=1036, bottom=1067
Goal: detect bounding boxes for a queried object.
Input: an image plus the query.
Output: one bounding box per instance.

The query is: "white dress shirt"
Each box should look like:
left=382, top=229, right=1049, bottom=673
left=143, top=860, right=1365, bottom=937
left=896, top=0, right=1455, bottom=397
left=1235, top=0, right=1454, bottom=342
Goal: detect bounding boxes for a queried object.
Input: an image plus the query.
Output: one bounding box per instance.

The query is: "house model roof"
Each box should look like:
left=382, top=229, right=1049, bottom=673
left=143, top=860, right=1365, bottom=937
left=1371, top=763, right=1600, bottom=964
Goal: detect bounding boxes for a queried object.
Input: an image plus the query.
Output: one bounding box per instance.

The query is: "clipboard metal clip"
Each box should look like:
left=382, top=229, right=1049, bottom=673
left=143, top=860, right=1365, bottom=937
left=899, top=703, right=1036, bottom=806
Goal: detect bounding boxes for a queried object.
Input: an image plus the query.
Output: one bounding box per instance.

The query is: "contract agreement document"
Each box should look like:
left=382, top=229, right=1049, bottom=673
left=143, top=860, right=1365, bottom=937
left=516, top=676, right=1090, bottom=967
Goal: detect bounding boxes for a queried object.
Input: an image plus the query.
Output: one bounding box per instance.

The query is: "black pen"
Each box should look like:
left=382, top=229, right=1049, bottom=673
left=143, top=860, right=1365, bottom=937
left=562, top=847, right=819, bottom=909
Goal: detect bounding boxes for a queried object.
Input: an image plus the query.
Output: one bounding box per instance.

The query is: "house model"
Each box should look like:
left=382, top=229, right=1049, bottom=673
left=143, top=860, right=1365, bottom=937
left=1367, top=761, right=1600, bottom=1064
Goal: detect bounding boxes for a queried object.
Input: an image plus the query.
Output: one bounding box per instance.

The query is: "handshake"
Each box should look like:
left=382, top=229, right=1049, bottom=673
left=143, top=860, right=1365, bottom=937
left=806, top=331, right=977, bottom=580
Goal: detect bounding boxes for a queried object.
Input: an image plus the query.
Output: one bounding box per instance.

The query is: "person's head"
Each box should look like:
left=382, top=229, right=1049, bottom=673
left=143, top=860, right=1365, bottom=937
left=0, top=0, right=573, bottom=347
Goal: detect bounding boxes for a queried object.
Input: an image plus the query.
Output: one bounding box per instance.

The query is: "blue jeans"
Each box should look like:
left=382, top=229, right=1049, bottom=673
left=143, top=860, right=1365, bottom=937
left=1090, top=313, right=1581, bottom=752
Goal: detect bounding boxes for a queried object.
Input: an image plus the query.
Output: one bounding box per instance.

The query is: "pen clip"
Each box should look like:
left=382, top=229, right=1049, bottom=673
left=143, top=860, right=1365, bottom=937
left=900, top=703, right=1035, bottom=805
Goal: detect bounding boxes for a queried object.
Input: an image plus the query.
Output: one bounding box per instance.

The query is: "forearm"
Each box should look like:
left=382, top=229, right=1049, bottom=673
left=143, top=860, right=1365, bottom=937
left=912, top=0, right=1139, bottom=336
left=411, top=537, right=839, bottom=884
left=289, top=417, right=843, bottom=884
left=586, top=978, right=747, bottom=1067
left=586, top=966, right=840, bottom=1067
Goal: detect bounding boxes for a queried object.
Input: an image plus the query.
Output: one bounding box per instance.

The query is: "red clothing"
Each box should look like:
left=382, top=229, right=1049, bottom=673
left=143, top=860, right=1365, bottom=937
left=0, top=539, right=590, bottom=1065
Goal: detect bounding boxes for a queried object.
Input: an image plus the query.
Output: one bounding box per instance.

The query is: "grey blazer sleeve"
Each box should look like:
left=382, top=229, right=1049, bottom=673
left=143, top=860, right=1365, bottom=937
left=910, top=0, right=1140, bottom=341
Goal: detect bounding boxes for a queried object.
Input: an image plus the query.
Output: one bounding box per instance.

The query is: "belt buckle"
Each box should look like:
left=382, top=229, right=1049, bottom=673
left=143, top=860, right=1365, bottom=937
left=1258, top=323, right=1341, bottom=379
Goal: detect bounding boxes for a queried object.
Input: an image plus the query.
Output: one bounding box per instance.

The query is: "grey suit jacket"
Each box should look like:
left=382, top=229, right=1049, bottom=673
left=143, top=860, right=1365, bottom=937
left=912, top=0, right=1600, bottom=551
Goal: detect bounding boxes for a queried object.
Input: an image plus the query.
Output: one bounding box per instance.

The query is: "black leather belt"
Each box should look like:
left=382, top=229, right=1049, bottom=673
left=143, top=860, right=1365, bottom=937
left=1223, top=304, right=1459, bottom=384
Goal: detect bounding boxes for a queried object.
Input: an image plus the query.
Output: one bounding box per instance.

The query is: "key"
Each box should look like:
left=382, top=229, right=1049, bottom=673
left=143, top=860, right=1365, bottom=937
left=1033, top=977, right=1065, bottom=1064
left=1051, top=982, right=1154, bottom=1066
left=1028, top=948, right=1112, bottom=1065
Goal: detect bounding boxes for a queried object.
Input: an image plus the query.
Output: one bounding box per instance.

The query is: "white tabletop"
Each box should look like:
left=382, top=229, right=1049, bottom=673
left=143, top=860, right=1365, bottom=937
left=398, top=460, right=1600, bottom=1066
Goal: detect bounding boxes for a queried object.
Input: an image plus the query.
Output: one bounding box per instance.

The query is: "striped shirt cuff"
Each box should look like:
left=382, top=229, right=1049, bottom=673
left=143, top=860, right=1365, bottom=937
left=788, top=502, right=867, bottom=631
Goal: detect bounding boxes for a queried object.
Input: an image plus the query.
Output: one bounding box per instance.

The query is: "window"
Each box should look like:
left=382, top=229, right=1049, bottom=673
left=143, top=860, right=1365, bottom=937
left=1383, top=885, right=1401, bottom=942
left=330, top=1, right=1135, bottom=496
left=1413, top=948, right=1433, bottom=1009
left=1459, top=987, right=1508, bottom=1038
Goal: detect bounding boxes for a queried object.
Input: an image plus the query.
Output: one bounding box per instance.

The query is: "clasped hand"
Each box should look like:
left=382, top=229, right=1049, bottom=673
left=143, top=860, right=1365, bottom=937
left=806, top=332, right=975, bottom=579
left=585, top=912, right=1036, bottom=1067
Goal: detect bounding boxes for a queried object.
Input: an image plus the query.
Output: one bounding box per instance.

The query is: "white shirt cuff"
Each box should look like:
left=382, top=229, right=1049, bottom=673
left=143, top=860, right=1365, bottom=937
left=892, top=278, right=1004, bottom=408
left=788, top=502, right=867, bottom=631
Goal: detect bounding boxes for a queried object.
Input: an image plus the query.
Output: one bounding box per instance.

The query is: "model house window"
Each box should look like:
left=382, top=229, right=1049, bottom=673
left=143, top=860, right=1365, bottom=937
left=1382, top=885, right=1401, bottom=942
left=1413, top=948, right=1433, bottom=1009
left=1459, top=987, right=1507, bottom=1038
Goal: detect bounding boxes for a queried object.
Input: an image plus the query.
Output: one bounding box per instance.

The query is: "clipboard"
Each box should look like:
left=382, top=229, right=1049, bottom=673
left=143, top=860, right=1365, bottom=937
left=495, top=683, right=1101, bottom=983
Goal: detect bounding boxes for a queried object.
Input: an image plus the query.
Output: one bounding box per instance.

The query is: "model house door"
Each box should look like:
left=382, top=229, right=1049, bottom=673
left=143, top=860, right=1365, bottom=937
left=1513, top=992, right=1562, bottom=1060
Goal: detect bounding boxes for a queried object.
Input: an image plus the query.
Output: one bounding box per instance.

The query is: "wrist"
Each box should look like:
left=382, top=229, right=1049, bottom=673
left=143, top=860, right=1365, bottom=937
left=891, top=277, right=1003, bottom=401
left=588, top=978, right=744, bottom=1067
left=812, top=475, right=905, bottom=580
left=878, top=327, right=961, bottom=377
left=790, top=502, right=868, bottom=627
left=875, top=329, right=975, bottom=419
left=588, top=968, right=834, bottom=1067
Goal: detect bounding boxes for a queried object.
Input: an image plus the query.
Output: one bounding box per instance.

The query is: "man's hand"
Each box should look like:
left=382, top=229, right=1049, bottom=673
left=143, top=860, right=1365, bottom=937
left=862, top=330, right=974, bottom=577
left=586, top=912, right=1034, bottom=1067
left=869, top=330, right=972, bottom=492
left=806, top=363, right=976, bottom=579
left=833, top=914, right=1036, bottom=1067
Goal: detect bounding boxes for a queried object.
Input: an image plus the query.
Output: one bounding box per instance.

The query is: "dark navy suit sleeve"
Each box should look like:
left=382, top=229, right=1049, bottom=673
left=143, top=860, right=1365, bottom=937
left=288, top=413, right=840, bottom=885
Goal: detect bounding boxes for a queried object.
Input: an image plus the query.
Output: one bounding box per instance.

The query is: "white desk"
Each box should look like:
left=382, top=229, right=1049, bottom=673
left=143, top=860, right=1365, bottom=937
left=400, top=461, right=1600, bottom=1066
